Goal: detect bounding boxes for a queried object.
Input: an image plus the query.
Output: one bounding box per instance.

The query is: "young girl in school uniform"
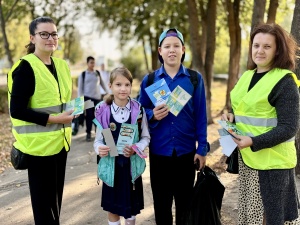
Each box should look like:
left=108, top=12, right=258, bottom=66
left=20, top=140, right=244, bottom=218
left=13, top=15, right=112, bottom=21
left=93, top=67, right=150, bottom=225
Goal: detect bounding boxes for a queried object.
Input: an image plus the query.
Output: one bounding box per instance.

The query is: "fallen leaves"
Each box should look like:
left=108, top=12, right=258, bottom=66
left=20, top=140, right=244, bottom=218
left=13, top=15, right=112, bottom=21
left=0, top=113, right=14, bottom=173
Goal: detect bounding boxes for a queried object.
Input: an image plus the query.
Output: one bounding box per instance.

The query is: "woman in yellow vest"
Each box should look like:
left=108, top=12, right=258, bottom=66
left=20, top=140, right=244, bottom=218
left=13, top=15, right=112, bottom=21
left=222, top=23, right=300, bottom=225
left=7, top=17, right=73, bottom=225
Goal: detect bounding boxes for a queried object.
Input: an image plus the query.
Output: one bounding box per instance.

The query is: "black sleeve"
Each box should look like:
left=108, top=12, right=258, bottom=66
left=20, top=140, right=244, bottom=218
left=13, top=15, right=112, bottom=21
left=251, top=75, right=300, bottom=151
left=10, top=60, right=49, bottom=126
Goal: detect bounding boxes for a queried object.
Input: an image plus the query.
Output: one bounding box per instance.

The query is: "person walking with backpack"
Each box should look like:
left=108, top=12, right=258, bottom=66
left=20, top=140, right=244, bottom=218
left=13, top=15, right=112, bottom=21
left=76, top=56, right=109, bottom=141
left=138, top=28, right=209, bottom=225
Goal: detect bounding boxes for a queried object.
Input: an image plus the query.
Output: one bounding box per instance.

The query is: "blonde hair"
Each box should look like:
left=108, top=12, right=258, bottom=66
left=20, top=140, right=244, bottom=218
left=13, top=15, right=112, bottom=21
left=105, top=67, right=133, bottom=105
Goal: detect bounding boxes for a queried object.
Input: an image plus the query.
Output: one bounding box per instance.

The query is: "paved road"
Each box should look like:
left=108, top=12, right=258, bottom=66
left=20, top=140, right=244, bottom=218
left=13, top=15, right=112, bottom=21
left=0, top=128, right=156, bottom=225
left=0, top=127, right=243, bottom=225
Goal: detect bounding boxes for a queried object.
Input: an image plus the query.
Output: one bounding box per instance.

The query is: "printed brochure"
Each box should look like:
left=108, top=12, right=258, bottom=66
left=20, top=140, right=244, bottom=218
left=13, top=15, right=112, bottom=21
left=145, top=78, right=171, bottom=106
left=217, top=120, right=245, bottom=138
left=65, top=96, right=84, bottom=115
left=166, top=85, right=191, bottom=116
left=217, top=120, right=245, bottom=156
left=116, top=123, right=137, bottom=155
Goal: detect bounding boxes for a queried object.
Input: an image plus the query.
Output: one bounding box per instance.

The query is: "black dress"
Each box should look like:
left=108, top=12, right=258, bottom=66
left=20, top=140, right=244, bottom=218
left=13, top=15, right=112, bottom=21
left=101, top=113, right=144, bottom=218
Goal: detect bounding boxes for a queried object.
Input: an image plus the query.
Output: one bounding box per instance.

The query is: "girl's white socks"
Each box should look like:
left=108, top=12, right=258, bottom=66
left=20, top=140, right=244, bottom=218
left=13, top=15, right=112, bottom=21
left=108, top=220, right=121, bottom=225
left=125, top=216, right=136, bottom=225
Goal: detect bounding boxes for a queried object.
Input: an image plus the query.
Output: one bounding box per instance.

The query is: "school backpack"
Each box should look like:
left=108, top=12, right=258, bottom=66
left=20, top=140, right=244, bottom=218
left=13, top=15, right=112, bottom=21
left=81, top=70, right=101, bottom=92
left=96, top=107, right=144, bottom=164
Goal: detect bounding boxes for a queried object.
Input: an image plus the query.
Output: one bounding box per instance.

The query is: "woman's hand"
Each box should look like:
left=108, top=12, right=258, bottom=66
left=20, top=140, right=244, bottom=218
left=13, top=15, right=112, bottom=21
left=48, top=110, right=74, bottom=124
left=152, top=104, right=169, bottom=121
left=232, top=134, right=253, bottom=150
left=123, top=145, right=134, bottom=158
left=221, top=112, right=234, bottom=122
left=98, top=145, right=110, bottom=157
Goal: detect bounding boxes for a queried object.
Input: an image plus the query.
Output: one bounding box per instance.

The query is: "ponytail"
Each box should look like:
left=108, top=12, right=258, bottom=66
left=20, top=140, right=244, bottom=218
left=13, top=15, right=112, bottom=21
left=105, top=94, right=114, bottom=105
left=25, top=42, right=35, bottom=54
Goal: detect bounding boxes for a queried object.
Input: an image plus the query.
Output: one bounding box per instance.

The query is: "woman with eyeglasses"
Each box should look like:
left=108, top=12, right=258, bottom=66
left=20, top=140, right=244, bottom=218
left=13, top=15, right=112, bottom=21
left=7, top=16, right=74, bottom=225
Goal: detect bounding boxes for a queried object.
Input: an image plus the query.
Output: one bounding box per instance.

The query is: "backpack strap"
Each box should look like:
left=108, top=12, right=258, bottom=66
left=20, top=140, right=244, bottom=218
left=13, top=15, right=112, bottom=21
left=95, top=70, right=106, bottom=93
left=146, top=72, right=155, bottom=87
left=187, top=68, right=198, bottom=91
left=146, top=69, right=198, bottom=91
left=137, top=106, right=144, bottom=140
left=82, top=71, right=86, bottom=92
left=82, top=70, right=105, bottom=95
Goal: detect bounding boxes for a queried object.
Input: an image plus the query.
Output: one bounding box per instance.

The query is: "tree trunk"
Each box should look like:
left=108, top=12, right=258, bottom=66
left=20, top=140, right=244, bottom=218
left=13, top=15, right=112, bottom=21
left=199, top=0, right=207, bottom=65
left=186, top=0, right=205, bottom=76
left=224, top=0, right=241, bottom=111
left=142, top=37, right=150, bottom=73
left=247, top=0, right=266, bottom=70
left=149, top=30, right=158, bottom=71
left=250, top=0, right=266, bottom=34
left=290, top=0, right=300, bottom=175
left=204, top=0, right=217, bottom=124
left=0, top=0, right=14, bottom=67
left=266, top=0, right=279, bottom=24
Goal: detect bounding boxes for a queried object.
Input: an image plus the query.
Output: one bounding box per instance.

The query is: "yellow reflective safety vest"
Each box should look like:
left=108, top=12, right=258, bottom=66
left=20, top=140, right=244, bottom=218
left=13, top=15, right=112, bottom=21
left=231, top=68, right=298, bottom=170
left=7, top=54, right=72, bottom=156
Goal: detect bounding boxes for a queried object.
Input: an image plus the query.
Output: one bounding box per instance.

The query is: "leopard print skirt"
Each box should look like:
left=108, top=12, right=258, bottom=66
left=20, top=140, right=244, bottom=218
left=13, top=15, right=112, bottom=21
left=238, top=154, right=300, bottom=225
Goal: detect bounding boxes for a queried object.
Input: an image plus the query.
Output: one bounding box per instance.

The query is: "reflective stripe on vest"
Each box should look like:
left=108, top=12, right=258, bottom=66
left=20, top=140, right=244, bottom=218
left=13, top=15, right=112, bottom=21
left=235, top=115, right=295, bottom=142
left=14, top=123, right=71, bottom=134
left=231, top=68, right=297, bottom=170
left=7, top=54, right=72, bottom=156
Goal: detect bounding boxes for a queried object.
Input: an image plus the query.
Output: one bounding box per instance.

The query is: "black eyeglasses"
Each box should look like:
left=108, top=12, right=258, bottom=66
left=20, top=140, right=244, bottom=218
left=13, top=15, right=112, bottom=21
left=34, top=32, right=59, bottom=40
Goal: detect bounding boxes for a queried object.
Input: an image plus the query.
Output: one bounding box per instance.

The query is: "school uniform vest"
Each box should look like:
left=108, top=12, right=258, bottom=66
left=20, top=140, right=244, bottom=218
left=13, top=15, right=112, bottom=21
left=231, top=68, right=298, bottom=170
left=7, top=54, right=72, bottom=156
left=94, top=99, right=146, bottom=187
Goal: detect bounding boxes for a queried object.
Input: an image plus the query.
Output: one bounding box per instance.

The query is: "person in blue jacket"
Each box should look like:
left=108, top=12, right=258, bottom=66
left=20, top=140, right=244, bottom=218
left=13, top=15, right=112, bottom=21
left=138, top=28, right=209, bottom=225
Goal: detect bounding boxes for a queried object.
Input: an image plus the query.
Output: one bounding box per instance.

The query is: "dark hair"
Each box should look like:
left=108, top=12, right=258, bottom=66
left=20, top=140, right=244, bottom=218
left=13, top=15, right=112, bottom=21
left=25, top=16, right=56, bottom=54
left=248, top=23, right=298, bottom=71
left=105, top=67, right=133, bottom=105
left=87, top=56, right=95, bottom=63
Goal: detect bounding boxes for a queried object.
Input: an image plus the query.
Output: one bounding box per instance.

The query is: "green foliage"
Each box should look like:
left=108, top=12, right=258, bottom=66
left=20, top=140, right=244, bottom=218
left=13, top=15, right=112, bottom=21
left=0, top=0, right=85, bottom=65
left=0, top=0, right=30, bottom=61
left=120, top=46, right=148, bottom=80
left=90, top=0, right=191, bottom=71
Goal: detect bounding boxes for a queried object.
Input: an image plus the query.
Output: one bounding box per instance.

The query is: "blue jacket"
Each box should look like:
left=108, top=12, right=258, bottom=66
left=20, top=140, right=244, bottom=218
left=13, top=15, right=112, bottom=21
left=94, top=99, right=146, bottom=187
left=138, top=65, right=208, bottom=156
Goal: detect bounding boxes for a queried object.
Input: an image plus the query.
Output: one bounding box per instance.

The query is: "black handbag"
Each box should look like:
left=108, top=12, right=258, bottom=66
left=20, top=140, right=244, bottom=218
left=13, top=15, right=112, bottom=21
left=10, top=146, right=28, bottom=170
left=225, top=147, right=239, bottom=174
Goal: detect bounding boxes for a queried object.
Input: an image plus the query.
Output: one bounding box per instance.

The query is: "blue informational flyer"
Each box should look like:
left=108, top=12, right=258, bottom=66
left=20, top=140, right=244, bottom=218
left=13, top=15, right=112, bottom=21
left=65, top=96, right=84, bottom=115
left=166, top=85, right=191, bottom=116
left=145, top=78, right=171, bottom=106
left=116, top=123, right=137, bottom=155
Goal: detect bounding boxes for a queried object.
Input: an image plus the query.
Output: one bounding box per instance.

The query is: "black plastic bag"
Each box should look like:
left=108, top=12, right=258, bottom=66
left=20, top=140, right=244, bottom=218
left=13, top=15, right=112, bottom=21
left=184, top=166, right=225, bottom=225
left=225, top=147, right=239, bottom=174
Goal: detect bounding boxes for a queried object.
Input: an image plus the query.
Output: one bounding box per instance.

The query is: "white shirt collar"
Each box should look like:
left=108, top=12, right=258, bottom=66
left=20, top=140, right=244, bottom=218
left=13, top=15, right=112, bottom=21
left=111, top=100, right=131, bottom=115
